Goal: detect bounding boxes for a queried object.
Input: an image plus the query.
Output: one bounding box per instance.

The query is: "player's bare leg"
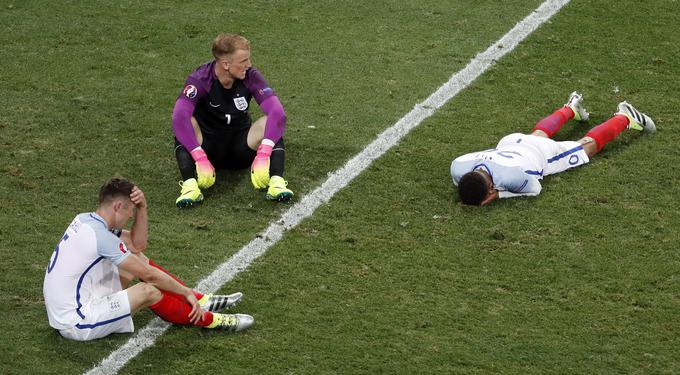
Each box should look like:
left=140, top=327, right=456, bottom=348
left=577, top=137, right=599, bottom=158
left=247, top=116, right=267, bottom=150
left=126, top=282, right=163, bottom=313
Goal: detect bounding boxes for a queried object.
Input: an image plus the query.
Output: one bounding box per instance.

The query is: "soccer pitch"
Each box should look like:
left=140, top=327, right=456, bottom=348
left=1, top=1, right=679, bottom=374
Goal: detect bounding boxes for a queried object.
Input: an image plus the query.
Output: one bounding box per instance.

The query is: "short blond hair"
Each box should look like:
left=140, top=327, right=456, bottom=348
left=212, top=33, right=250, bottom=59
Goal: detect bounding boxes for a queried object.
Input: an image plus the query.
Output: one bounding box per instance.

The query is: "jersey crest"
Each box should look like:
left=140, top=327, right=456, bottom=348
left=118, top=242, right=127, bottom=254
left=233, top=96, right=248, bottom=111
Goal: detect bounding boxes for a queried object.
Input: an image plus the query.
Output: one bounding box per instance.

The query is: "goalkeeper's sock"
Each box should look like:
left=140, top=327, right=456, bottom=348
left=175, top=144, right=197, bottom=181
left=584, top=115, right=629, bottom=152
left=269, top=138, right=285, bottom=177
left=148, top=259, right=204, bottom=300
left=532, top=106, right=574, bottom=138
left=149, top=291, right=213, bottom=327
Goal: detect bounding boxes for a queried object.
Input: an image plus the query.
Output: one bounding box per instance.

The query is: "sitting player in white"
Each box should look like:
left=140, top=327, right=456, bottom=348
left=43, top=177, right=253, bottom=341
left=451, top=92, right=656, bottom=205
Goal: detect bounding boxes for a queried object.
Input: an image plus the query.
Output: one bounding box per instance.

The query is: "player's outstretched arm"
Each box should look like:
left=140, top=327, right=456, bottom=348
left=251, top=140, right=273, bottom=189
left=259, top=95, right=286, bottom=143
left=497, top=176, right=542, bottom=199
left=251, top=96, right=286, bottom=189
left=173, top=98, right=215, bottom=189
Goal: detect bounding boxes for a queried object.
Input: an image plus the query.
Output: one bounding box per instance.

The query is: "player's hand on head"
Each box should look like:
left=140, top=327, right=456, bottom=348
left=130, top=186, right=147, bottom=208
left=251, top=142, right=273, bottom=189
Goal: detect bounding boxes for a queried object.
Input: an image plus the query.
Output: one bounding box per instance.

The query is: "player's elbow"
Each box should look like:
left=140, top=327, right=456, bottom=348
left=271, top=104, right=286, bottom=126
left=524, top=186, right=542, bottom=197
left=132, top=240, right=148, bottom=253
left=262, top=96, right=286, bottom=125
left=137, top=282, right=162, bottom=304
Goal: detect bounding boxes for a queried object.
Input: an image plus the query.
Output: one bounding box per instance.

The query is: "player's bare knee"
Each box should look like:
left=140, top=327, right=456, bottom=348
left=141, top=282, right=162, bottom=304
left=247, top=117, right=267, bottom=149
left=578, top=137, right=599, bottom=157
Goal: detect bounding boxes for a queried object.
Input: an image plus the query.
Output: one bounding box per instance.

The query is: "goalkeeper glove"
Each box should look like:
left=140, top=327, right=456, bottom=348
left=250, top=141, right=273, bottom=189
left=190, top=147, right=215, bottom=189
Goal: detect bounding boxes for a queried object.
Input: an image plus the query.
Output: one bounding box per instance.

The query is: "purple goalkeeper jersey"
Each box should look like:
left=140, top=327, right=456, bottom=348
left=177, top=61, right=276, bottom=135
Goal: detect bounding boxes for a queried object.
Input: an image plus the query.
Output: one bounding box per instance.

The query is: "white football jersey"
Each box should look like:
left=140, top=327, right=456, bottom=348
left=451, top=133, right=588, bottom=198
left=43, top=213, right=130, bottom=330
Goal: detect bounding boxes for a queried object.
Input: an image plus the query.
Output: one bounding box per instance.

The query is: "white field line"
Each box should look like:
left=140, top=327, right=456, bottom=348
left=84, top=0, right=570, bottom=373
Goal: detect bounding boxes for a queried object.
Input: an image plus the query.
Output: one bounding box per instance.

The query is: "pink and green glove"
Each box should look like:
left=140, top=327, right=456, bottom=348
left=190, top=147, right=215, bottom=189
left=250, top=142, right=273, bottom=189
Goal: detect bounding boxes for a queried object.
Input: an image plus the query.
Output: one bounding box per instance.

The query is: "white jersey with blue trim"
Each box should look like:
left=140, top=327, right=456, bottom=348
left=43, top=213, right=130, bottom=330
left=451, top=142, right=544, bottom=198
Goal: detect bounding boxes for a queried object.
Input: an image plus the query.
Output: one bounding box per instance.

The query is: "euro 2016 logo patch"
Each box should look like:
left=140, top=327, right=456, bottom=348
left=233, top=96, right=248, bottom=111
left=119, top=242, right=127, bottom=254
left=183, top=84, right=197, bottom=99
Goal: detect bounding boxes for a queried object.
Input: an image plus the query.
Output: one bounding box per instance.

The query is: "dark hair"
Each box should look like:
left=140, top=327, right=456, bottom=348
left=99, top=177, right=134, bottom=204
left=458, top=171, right=489, bottom=206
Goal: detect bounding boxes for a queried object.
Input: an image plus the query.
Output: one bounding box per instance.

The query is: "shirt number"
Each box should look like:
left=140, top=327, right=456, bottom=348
left=47, top=233, right=69, bottom=273
left=496, top=150, right=522, bottom=159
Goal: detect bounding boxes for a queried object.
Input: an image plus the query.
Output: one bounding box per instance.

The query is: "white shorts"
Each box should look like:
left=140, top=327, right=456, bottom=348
left=497, top=133, right=589, bottom=176
left=59, top=290, right=134, bottom=341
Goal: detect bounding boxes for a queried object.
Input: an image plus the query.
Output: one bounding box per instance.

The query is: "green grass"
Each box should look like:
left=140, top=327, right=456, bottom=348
left=1, top=0, right=680, bottom=374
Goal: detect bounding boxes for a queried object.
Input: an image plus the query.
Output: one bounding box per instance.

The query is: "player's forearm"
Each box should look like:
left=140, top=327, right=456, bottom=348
left=261, top=96, right=286, bottom=143
left=172, top=99, right=200, bottom=150
left=497, top=177, right=542, bottom=199
left=498, top=191, right=533, bottom=198
left=146, top=267, right=192, bottom=297
left=498, top=188, right=541, bottom=199
left=129, top=207, right=148, bottom=252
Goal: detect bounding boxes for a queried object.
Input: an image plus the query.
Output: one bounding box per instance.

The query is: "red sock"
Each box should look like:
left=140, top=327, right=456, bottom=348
left=532, top=106, right=574, bottom=137
left=149, top=291, right=214, bottom=327
left=585, top=115, right=629, bottom=152
left=148, top=259, right=204, bottom=300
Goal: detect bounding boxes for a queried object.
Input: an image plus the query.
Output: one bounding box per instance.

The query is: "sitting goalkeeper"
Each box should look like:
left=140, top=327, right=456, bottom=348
left=451, top=92, right=656, bottom=205
left=172, top=33, right=293, bottom=207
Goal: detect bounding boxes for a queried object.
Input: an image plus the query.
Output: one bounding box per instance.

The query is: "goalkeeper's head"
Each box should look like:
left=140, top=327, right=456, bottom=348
left=212, top=33, right=252, bottom=81
left=458, top=171, right=492, bottom=206
left=212, top=33, right=250, bottom=60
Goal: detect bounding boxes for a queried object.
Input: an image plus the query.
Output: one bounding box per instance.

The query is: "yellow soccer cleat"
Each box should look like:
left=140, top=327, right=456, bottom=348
left=175, top=178, right=204, bottom=208
left=265, top=176, right=294, bottom=202
left=206, top=313, right=254, bottom=332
